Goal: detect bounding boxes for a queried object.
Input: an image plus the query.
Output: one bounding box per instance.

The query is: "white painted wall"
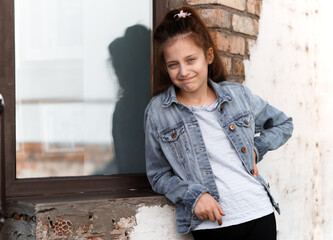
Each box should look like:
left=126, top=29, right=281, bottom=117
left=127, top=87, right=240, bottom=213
left=245, top=0, right=332, bottom=239
left=131, top=205, right=193, bottom=240
left=317, top=2, right=333, bottom=238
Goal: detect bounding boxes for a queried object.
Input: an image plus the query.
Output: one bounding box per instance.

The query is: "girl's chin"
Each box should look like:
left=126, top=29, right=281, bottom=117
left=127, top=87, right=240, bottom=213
left=179, top=86, right=197, bottom=93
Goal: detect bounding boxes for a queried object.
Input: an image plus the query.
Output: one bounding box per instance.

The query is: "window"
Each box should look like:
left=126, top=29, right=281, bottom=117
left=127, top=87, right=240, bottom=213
left=0, top=0, right=167, bottom=200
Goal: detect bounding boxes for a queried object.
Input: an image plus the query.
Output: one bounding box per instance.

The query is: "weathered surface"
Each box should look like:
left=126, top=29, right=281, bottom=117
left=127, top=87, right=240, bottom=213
left=197, top=9, right=231, bottom=29
left=168, top=0, right=186, bottom=10
left=130, top=205, right=193, bottom=240
left=188, top=0, right=246, bottom=11
left=232, top=15, right=259, bottom=36
left=244, top=0, right=332, bottom=239
left=1, top=196, right=193, bottom=240
left=246, top=0, right=262, bottom=16
left=230, top=35, right=246, bottom=55
left=1, top=201, right=36, bottom=240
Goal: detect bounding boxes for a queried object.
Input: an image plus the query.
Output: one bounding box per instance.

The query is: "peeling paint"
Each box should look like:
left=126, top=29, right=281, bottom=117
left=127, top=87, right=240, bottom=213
left=130, top=205, right=193, bottom=240
left=1, top=197, right=193, bottom=240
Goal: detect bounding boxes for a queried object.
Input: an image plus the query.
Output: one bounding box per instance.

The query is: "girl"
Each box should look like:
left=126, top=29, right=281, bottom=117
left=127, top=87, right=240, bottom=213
left=144, top=6, right=293, bottom=240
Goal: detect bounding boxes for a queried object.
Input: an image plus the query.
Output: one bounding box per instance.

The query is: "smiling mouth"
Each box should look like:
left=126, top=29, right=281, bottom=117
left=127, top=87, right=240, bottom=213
left=179, top=76, right=195, bottom=81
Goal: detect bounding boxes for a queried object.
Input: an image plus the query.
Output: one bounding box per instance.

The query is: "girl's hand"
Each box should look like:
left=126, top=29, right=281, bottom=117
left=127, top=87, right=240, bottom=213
left=194, top=193, right=225, bottom=225
left=251, top=151, right=258, bottom=178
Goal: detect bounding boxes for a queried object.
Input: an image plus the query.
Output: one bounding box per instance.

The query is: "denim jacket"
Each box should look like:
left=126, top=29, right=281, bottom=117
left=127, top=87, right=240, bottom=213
left=144, top=80, right=293, bottom=234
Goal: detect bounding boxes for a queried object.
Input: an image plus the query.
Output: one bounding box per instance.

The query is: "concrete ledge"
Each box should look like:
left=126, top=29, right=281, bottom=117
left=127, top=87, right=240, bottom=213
left=1, top=196, right=193, bottom=240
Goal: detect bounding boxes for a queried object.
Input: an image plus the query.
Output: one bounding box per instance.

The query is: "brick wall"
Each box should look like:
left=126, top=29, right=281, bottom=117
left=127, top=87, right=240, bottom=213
left=16, top=143, right=113, bottom=178
left=170, top=0, right=262, bottom=82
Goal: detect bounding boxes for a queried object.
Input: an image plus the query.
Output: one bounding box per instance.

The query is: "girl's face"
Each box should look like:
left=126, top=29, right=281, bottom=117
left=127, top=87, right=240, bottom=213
left=163, top=36, right=213, bottom=96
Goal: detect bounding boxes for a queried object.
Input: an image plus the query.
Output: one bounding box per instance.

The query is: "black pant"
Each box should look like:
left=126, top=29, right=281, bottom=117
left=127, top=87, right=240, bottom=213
left=191, top=213, right=276, bottom=240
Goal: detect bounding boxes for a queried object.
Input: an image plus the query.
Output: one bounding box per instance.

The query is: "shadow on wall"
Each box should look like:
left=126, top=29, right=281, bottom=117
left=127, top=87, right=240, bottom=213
left=97, top=25, right=151, bottom=174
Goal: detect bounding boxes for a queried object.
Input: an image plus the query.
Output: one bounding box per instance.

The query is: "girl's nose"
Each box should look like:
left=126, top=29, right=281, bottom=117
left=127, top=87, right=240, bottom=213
left=179, top=64, right=189, bottom=78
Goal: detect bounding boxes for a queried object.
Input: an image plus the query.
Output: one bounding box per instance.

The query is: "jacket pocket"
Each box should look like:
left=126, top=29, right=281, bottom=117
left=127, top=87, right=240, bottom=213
left=233, top=113, right=255, bottom=147
left=160, top=122, right=188, bottom=160
left=161, top=124, right=185, bottom=142
left=234, top=114, right=253, bottom=128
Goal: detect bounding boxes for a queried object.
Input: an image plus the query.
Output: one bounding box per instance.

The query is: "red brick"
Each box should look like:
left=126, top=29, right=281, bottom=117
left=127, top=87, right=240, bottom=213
left=53, top=217, right=73, bottom=236
left=220, top=32, right=230, bottom=52
left=247, top=0, right=262, bottom=16
left=210, top=32, right=220, bottom=52
left=198, top=9, right=231, bottom=28
left=210, top=32, right=230, bottom=52
left=221, top=56, right=232, bottom=75
left=230, top=35, right=245, bottom=55
left=246, top=38, right=256, bottom=56
left=233, top=59, right=245, bottom=76
left=188, top=0, right=246, bottom=11
left=232, top=15, right=259, bottom=36
left=21, top=143, right=42, bottom=152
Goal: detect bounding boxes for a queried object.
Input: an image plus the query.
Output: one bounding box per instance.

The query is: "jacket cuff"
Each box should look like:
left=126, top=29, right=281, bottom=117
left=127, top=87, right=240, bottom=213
left=254, top=136, right=269, bottom=162
left=183, top=184, right=209, bottom=214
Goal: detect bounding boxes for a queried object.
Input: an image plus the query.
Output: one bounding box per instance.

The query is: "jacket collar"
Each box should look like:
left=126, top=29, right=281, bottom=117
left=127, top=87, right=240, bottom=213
left=162, top=79, right=232, bottom=107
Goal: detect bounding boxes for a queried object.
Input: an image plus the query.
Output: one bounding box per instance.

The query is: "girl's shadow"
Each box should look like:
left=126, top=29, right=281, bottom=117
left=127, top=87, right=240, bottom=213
left=97, top=25, right=151, bottom=174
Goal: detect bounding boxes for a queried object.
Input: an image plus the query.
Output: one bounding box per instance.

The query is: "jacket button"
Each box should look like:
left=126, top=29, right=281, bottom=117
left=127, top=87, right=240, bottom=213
left=229, top=124, right=235, bottom=131
left=244, top=119, right=249, bottom=125
left=241, top=147, right=246, bottom=153
left=171, top=132, right=177, bottom=138
left=220, top=104, right=224, bottom=111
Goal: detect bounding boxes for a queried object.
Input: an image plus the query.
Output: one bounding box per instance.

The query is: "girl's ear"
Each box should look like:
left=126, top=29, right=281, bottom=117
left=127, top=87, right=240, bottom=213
left=206, top=47, right=214, bottom=64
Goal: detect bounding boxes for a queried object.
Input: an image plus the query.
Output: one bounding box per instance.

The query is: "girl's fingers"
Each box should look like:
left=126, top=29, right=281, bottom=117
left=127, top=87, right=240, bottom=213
left=252, top=166, right=258, bottom=178
left=194, top=193, right=226, bottom=225
left=208, top=211, right=216, bottom=223
left=252, top=151, right=259, bottom=178
left=217, top=203, right=226, bottom=216
left=213, top=208, right=222, bottom=225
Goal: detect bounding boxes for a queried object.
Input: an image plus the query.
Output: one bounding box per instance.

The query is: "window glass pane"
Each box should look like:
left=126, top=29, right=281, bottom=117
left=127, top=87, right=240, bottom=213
left=15, top=0, right=152, bottom=178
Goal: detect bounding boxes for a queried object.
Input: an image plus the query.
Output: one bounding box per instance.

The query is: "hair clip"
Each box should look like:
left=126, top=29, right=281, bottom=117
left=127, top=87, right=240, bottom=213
left=174, top=10, right=192, bottom=19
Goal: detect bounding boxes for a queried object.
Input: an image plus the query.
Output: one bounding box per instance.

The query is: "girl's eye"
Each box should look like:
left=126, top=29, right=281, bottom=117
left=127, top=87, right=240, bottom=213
left=188, top=58, right=196, bottom=63
left=167, top=63, right=178, bottom=69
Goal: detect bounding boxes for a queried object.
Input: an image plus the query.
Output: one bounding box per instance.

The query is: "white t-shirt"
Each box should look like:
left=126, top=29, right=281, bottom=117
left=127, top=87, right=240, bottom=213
left=188, top=101, right=273, bottom=230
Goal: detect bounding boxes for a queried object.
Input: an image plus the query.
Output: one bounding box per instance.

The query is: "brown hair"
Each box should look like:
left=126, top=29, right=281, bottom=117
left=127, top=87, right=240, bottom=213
left=153, top=6, right=227, bottom=96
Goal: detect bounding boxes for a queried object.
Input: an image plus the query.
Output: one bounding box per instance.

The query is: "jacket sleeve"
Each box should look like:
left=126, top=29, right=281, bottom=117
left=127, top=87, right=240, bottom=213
left=144, top=108, right=209, bottom=213
left=243, top=86, right=294, bottom=163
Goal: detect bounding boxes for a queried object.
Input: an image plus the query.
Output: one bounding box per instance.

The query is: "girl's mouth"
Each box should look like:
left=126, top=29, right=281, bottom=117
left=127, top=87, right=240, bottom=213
left=179, top=76, right=195, bottom=81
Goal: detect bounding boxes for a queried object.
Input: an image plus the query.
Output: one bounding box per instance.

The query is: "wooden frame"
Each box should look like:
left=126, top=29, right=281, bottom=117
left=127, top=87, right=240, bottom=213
left=0, top=0, right=167, bottom=201
left=0, top=96, right=5, bottom=223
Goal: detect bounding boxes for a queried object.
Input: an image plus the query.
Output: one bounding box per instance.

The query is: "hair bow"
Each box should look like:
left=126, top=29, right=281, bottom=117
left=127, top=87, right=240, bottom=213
left=174, top=10, right=192, bottom=19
